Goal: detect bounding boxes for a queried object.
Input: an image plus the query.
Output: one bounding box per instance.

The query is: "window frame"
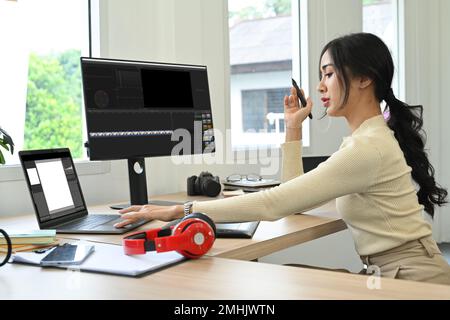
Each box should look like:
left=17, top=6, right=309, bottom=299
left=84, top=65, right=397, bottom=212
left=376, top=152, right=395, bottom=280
left=362, top=0, right=403, bottom=99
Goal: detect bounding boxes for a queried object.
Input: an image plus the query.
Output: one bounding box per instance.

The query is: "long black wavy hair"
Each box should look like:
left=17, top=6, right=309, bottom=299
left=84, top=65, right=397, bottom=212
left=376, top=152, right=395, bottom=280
left=319, top=32, right=447, bottom=218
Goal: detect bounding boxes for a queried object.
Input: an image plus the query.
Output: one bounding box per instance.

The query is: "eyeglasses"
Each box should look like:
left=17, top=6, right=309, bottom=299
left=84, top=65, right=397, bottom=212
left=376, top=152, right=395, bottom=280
left=226, top=174, right=262, bottom=182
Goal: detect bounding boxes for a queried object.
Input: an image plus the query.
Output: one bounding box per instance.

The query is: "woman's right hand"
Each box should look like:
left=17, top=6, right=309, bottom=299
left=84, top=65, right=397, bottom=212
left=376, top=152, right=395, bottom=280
left=114, top=204, right=184, bottom=228
left=283, top=87, right=313, bottom=129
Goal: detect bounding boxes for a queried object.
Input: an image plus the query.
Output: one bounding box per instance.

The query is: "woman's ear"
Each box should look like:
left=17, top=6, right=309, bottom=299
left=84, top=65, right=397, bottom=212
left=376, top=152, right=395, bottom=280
left=359, top=76, right=373, bottom=89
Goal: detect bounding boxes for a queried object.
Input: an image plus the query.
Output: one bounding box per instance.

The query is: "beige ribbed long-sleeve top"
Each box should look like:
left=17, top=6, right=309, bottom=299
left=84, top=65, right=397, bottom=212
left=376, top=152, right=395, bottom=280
left=193, top=115, right=432, bottom=256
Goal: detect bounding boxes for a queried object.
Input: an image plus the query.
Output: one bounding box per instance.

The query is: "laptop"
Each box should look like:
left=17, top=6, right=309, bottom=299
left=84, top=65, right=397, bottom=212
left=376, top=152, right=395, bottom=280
left=164, top=219, right=260, bottom=239
left=19, top=148, right=148, bottom=234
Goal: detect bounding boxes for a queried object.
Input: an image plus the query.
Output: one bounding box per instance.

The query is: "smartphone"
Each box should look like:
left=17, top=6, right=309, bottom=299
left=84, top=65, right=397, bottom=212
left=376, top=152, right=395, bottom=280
left=40, top=243, right=95, bottom=266
left=291, top=78, right=312, bottom=119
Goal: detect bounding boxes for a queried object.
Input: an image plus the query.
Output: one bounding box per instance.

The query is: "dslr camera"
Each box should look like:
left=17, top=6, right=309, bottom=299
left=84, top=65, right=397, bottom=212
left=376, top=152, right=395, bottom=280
left=187, top=171, right=221, bottom=197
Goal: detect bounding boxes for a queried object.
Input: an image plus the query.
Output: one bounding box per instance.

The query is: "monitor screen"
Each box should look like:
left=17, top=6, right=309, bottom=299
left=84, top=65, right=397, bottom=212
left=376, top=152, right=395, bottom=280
left=19, top=149, right=87, bottom=224
left=80, top=58, right=215, bottom=160
left=302, top=156, right=329, bottom=173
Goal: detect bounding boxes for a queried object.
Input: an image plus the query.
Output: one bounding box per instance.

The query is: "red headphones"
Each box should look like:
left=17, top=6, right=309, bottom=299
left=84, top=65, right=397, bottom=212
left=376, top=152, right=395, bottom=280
left=122, top=213, right=216, bottom=259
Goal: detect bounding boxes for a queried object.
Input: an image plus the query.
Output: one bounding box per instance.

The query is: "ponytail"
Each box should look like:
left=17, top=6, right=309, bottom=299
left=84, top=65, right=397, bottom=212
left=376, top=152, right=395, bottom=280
left=384, top=89, right=448, bottom=218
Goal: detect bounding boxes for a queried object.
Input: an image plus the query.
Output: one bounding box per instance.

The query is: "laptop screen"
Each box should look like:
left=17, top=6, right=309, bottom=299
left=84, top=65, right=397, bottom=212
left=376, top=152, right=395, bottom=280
left=19, top=149, right=87, bottom=224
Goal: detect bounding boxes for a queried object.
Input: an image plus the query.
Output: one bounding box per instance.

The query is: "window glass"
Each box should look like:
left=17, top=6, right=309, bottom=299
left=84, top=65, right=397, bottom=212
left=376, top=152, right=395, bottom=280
left=0, top=0, right=90, bottom=164
left=228, top=0, right=306, bottom=149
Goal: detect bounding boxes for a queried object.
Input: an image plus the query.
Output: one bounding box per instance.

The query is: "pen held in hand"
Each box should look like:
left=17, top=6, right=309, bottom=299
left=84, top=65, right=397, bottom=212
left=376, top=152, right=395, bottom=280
left=291, top=78, right=313, bottom=119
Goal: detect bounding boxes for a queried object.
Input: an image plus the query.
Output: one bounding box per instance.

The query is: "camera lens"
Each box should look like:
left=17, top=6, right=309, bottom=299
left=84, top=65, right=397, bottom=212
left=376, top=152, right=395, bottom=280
left=202, top=179, right=221, bottom=197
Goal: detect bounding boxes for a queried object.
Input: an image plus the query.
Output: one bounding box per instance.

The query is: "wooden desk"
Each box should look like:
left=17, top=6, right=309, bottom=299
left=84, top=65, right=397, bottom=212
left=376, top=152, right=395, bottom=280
left=1, top=255, right=449, bottom=299
left=158, top=193, right=347, bottom=260
left=0, top=192, right=346, bottom=261
left=2, top=193, right=449, bottom=300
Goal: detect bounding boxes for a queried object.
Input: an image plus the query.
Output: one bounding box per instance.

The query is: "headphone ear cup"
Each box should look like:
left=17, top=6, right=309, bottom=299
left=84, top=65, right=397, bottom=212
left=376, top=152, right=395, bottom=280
left=183, top=212, right=216, bottom=238
left=173, top=213, right=216, bottom=258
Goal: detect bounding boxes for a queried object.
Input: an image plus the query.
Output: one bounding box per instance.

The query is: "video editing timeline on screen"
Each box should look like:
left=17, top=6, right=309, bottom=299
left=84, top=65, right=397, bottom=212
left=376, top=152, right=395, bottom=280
left=81, top=58, right=215, bottom=161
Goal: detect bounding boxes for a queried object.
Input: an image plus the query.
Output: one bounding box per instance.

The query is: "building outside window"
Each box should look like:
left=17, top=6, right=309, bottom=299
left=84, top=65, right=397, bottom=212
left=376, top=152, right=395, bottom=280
left=242, top=88, right=287, bottom=133
left=228, top=0, right=307, bottom=150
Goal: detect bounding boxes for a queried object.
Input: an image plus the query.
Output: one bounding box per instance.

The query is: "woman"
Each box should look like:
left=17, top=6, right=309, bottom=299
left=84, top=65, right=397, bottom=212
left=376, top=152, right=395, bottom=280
left=115, top=33, right=450, bottom=284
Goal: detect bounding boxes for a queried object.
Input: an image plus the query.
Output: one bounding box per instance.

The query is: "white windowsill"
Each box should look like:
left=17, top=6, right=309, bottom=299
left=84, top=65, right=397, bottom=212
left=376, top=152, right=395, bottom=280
left=0, top=160, right=111, bottom=182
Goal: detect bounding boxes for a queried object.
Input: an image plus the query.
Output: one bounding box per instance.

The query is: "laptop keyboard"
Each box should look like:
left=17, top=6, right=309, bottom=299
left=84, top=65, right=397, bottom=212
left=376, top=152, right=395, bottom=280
left=60, top=215, right=121, bottom=230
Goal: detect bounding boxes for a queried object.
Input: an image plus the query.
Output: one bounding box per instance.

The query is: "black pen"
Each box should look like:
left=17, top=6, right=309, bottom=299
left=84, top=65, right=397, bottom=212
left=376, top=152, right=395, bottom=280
left=34, top=245, right=59, bottom=254
left=291, top=78, right=313, bottom=119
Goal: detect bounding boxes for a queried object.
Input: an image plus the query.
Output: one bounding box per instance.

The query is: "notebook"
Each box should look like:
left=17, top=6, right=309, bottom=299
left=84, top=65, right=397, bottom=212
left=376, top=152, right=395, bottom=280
left=0, top=230, right=56, bottom=245
left=11, top=241, right=186, bottom=277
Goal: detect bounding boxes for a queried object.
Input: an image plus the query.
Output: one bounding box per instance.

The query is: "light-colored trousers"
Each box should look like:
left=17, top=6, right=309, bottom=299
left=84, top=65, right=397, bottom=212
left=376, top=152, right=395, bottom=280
left=360, top=235, right=450, bottom=285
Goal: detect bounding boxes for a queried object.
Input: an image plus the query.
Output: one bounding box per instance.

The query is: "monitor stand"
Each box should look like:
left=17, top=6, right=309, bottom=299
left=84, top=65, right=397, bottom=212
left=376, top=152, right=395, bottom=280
left=109, top=157, right=183, bottom=210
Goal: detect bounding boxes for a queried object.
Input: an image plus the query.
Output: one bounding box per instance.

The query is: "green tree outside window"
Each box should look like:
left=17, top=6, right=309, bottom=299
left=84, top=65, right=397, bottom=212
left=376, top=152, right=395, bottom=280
left=24, top=49, right=82, bottom=158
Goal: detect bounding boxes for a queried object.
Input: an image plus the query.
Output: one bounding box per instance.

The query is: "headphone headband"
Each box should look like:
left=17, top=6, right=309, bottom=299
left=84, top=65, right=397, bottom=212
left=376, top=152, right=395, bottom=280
left=123, top=227, right=171, bottom=255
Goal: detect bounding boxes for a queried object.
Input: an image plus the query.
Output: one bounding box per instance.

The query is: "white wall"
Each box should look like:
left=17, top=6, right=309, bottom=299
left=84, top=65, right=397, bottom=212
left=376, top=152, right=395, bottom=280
left=259, top=229, right=364, bottom=272
left=0, top=0, right=448, bottom=267
left=402, top=0, right=450, bottom=242
left=439, top=0, right=450, bottom=242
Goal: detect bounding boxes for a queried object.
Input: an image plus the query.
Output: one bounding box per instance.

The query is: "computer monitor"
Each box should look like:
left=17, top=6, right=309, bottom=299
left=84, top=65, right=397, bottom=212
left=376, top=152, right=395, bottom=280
left=80, top=57, right=215, bottom=209
left=302, top=156, right=329, bottom=173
